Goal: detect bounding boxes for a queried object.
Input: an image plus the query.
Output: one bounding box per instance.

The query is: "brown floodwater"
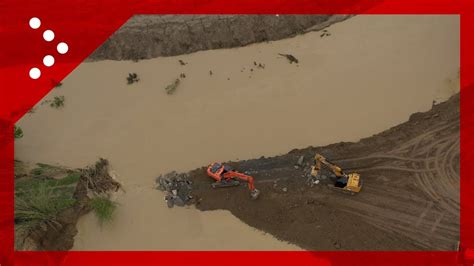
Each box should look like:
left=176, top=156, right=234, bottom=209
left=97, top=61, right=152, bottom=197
left=16, top=15, right=459, bottom=250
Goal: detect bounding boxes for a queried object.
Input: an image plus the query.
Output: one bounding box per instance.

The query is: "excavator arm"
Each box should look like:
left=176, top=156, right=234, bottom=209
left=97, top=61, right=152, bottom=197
left=311, top=154, right=344, bottom=177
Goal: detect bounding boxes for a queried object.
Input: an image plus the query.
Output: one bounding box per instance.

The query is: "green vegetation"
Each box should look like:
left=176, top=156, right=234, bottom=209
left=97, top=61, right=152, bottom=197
left=15, top=159, right=121, bottom=248
left=14, top=125, right=23, bottom=139
left=15, top=172, right=79, bottom=241
left=17, top=172, right=80, bottom=191
left=126, top=73, right=139, bottom=84
left=29, top=163, right=60, bottom=177
left=90, top=196, right=117, bottom=225
left=165, top=78, right=180, bottom=95
left=50, top=96, right=65, bottom=109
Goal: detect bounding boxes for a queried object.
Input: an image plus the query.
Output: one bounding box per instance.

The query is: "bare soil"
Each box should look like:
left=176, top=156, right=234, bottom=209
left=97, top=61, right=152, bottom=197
left=188, top=93, right=460, bottom=250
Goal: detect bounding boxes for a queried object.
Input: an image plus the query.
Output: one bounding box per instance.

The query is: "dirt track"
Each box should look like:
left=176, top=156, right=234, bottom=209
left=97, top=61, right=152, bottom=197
left=188, top=94, right=460, bottom=250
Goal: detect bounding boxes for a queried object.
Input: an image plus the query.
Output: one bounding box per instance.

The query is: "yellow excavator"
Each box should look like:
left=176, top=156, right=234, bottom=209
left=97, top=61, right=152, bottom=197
left=310, top=153, right=362, bottom=194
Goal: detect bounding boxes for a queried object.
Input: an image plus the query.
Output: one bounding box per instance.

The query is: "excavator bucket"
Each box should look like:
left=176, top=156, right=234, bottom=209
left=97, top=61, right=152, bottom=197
left=250, top=189, right=260, bottom=200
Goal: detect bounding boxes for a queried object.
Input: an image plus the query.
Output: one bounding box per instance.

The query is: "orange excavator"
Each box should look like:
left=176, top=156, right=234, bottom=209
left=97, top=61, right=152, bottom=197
left=207, top=162, right=260, bottom=199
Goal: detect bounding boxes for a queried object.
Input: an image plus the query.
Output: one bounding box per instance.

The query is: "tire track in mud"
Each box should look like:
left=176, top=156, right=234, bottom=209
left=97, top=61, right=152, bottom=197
left=329, top=121, right=459, bottom=250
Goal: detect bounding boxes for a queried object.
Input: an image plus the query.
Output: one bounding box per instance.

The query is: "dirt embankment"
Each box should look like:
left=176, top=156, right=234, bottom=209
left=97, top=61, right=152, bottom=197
left=187, top=93, right=460, bottom=251
left=88, top=15, right=349, bottom=61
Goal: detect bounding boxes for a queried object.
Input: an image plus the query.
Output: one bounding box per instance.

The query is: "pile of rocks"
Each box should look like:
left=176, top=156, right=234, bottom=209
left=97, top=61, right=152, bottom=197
left=156, top=171, right=193, bottom=208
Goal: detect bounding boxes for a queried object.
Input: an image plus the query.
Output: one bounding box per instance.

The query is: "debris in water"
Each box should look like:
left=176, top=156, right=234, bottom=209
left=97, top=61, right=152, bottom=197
left=126, top=73, right=139, bottom=85
left=165, top=78, right=180, bottom=95
left=278, top=53, right=299, bottom=64
left=320, top=29, right=332, bottom=38
left=81, top=158, right=122, bottom=194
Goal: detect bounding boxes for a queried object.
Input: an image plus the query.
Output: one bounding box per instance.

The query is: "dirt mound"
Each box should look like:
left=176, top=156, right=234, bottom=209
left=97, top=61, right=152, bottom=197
left=88, top=15, right=349, bottom=61
left=185, top=93, right=459, bottom=250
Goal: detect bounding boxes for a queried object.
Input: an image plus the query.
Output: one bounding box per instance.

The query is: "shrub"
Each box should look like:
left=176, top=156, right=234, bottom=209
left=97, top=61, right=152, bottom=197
left=14, top=125, right=23, bottom=139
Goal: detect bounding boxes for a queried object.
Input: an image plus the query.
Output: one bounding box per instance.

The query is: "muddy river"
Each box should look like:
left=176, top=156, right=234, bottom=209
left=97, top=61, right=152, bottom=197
left=15, top=15, right=459, bottom=250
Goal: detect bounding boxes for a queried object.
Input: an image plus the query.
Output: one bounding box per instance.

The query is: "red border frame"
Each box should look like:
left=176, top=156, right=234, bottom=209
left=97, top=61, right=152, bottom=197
left=0, top=1, right=472, bottom=265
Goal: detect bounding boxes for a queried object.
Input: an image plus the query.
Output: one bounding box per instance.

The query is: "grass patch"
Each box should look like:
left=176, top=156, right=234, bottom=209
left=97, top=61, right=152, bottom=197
left=50, top=96, right=65, bottom=109
left=90, top=196, right=117, bottom=225
left=15, top=169, right=80, bottom=248
left=17, top=172, right=81, bottom=191
left=29, top=163, right=60, bottom=177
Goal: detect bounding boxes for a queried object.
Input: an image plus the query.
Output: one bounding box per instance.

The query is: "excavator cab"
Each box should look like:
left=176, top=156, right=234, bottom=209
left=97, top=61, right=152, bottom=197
left=210, top=163, right=223, bottom=174
left=334, top=175, right=348, bottom=188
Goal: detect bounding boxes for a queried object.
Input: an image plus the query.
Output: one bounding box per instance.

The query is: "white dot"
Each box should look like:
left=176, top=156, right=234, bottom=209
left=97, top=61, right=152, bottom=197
left=29, top=17, right=41, bottom=29
left=43, top=55, right=55, bottom=67
left=57, top=42, right=68, bottom=54
left=276, top=14, right=280, bottom=17
left=43, top=30, right=55, bottom=42
left=29, top=68, right=41, bottom=79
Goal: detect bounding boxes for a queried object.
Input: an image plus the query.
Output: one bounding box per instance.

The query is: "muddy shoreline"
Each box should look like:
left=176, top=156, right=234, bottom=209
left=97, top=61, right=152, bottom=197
left=88, top=15, right=350, bottom=61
